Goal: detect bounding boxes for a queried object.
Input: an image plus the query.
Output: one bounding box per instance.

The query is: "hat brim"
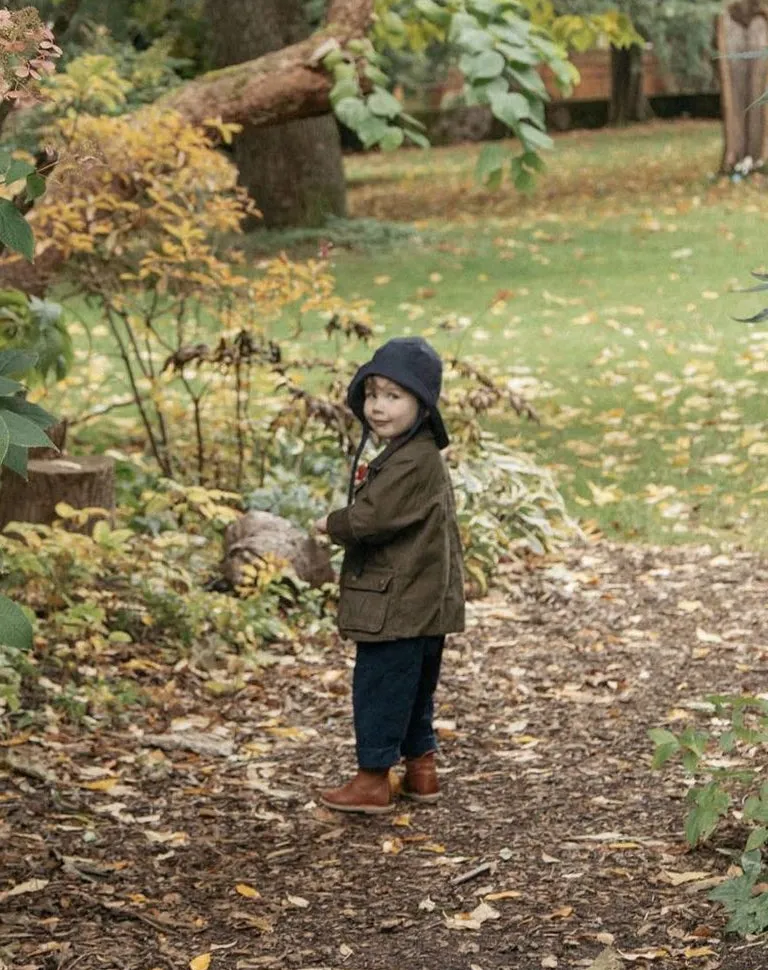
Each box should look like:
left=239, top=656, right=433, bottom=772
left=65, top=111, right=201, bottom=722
left=347, top=361, right=450, bottom=449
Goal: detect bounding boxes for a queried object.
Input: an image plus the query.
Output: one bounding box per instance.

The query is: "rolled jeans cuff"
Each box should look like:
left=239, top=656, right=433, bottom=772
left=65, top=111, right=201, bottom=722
left=401, top=735, right=439, bottom=760
left=356, top=743, right=399, bottom=771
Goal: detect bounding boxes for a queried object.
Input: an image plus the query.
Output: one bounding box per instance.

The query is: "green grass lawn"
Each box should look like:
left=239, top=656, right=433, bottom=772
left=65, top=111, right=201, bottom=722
left=324, top=120, right=768, bottom=549
left=56, top=119, right=768, bottom=550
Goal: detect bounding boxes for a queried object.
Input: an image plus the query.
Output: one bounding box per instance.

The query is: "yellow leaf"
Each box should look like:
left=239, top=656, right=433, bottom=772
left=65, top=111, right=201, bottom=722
left=484, top=890, right=522, bottom=901
left=235, top=883, right=261, bottom=899
left=548, top=905, right=573, bottom=919
left=586, top=481, right=623, bottom=506
left=382, top=838, right=404, bottom=855
left=55, top=502, right=78, bottom=519
left=420, top=842, right=445, bottom=853
left=189, top=955, right=211, bottom=970
left=391, top=814, right=412, bottom=827
left=684, top=946, right=716, bottom=959
left=81, top=777, right=119, bottom=792
left=659, top=870, right=712, bottom=886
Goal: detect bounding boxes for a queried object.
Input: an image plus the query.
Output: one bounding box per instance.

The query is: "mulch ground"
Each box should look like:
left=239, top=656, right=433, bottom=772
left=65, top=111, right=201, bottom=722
left=3, top=540, right=768, bottom=970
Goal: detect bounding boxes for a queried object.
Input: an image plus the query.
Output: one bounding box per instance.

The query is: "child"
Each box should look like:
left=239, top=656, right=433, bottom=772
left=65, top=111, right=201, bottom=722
left=314, top=337, right=465, bottom=814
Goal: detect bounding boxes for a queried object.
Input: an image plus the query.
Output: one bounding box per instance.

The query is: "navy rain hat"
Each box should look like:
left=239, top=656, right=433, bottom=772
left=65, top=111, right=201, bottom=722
left=346, top=337, right=449, bottom=449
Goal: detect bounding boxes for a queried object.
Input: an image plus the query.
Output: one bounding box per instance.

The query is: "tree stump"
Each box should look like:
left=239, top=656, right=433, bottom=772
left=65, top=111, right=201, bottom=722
left=718, top=1, right=768, bottom=172
left=0, top=455, right=115, bottom=534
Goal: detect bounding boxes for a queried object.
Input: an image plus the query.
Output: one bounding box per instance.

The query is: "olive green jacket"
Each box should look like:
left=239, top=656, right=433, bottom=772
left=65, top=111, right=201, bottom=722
left=327, top=429, right=465, bottom=642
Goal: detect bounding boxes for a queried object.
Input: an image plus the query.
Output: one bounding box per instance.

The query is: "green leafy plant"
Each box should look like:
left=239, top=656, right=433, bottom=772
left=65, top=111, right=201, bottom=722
left=449, top=433, right=578, bottom=595
left=650, top=695, right=768, bottom=935
left=0, top=350, right=57, bottom=696
left=326, top=0, right=640, bottom=189
left=0, top=289, right=72, bottom=384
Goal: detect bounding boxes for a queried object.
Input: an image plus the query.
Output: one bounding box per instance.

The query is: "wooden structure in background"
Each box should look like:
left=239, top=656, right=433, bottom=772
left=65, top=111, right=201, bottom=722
left=718, top=0, right=768, bottom=171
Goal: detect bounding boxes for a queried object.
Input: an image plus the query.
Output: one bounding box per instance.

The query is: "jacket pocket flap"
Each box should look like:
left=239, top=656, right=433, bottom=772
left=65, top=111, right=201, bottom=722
left=343, top=569, right=393, bottom=593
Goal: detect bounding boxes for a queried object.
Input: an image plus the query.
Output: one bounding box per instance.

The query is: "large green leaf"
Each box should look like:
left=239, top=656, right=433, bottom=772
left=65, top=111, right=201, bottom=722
left=0, top=409, right=53, bottom=448
left=0, top=413, right=9, bottom=465
left=0, top=199, right=34, bottom=262
left=477, top=142, right=506, bottom=182
left=0, top=375, right=22, bottom=395
left=2, top=395, right=57, bottom=429
left=4, top=159, right=35, bottom=185
left=0, top=350, right=36, bottom=377
left=333, top=97, right=370, bottom=130
left=0, top=594, right=32, bottom=652
left=368, top=89, right=403, bottom=119
left=469, top=49, right=505, bottom=80
left=489, top=90, right=532, bottom=127
left=3, top=442, right=28, bottom=478
left=518, top=122, right=554, bottom=153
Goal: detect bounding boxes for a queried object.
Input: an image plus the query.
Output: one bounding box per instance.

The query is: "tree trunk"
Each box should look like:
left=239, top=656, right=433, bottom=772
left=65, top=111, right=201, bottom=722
left=718, top=3, right=768, bottom=172
left=0, top=456, right=115, bottom=534
left=205, top=0, right=347, bottom=227
left=609, top=45, right=651, bottom=125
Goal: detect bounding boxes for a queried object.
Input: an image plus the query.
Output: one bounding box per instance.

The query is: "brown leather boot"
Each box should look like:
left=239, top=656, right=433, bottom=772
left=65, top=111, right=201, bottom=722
left=401, top=751, right=440, bottom=803
left=320, top=769, right=394, bottom=815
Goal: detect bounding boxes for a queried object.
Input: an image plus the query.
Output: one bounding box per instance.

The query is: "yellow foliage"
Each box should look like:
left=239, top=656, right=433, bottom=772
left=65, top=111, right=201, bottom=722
left=42, top=54, right=131, bottom=118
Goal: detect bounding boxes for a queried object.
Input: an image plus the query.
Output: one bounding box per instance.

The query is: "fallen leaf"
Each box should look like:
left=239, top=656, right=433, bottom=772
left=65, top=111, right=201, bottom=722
left=419, top=896, right=436, bottom=912
left=547, top=905, right=573, bottom=919
left=382, top=838, right=404, bottom=855
left=619, top=948, right=668, bottom=962
left=81, top=776, right=121, bottom=791
left=0, top=878, right=49, bottom=901
left=445, top=901, right=500, bottom=931
left=658, top=870, right=712, bottom=887
left=420, top=842, right=446, bottom=853
left=696, top=628, right=722, bottom=644
left=145, top=830, right=187, bottom=845
left=484, top=890, right=522, bottom=901
left=586, top=949, right=622, bottom=970
left=235, top=884, right=261, bottom=899
left=189, top=955, right=211, bottom=970
left=541, top=957, right=558, bottom=968
left=286, top=895, right=309, bottom=908
left=391, top=814, right=412, bottom=828
left=339, top=943, right=353, bottom=959
left=684, top=946, right=716, bottom=959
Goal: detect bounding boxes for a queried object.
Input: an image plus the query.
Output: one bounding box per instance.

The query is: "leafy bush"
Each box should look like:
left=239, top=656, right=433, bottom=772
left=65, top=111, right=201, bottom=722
left=0, top=288, right=71, bottom=383
left=0, top=348, right=56, bottom=703
left=22, top=105, right=372, bottom=487
left=650, top=695, right=768, bottom=935
left=0, top=483, right=336, bottom=719
left=450, top=433, right=578, bottom=596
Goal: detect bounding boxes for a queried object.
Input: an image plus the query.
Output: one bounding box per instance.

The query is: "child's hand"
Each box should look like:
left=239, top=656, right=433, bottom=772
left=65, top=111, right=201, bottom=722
left=314, top=515, right=328, bottom=534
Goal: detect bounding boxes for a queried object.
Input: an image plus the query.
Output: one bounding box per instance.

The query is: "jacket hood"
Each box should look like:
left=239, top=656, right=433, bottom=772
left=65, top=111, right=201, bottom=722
left=346, top=337, right=449, bottom=449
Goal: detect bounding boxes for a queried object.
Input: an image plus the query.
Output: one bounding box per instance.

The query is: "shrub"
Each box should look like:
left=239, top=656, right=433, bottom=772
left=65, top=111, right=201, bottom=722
left=650, top=695, right=768, bottom=935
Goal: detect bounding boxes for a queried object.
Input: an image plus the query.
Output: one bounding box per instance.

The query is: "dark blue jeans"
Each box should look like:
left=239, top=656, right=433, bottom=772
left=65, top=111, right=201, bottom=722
left=353, top=635, right=445, bottom=770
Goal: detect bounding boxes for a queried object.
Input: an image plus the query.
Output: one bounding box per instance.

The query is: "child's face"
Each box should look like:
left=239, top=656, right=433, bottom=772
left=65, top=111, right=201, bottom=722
left=363, top=375, right=420, bottom=442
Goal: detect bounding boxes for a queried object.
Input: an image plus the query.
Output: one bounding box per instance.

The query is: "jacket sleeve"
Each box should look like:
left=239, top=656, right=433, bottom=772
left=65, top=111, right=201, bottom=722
left=326, top=453, right=430, bottom=547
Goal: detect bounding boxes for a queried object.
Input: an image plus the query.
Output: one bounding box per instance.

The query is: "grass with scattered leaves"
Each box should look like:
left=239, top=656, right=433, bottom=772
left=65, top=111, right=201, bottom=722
left=56, top=120, right=768, bottom=549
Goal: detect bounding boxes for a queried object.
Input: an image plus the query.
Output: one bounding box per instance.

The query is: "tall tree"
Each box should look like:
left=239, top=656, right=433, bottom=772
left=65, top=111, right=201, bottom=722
left=204, top=0, right=347, bottom=227
left=718, top=0, right=768, bottom=172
